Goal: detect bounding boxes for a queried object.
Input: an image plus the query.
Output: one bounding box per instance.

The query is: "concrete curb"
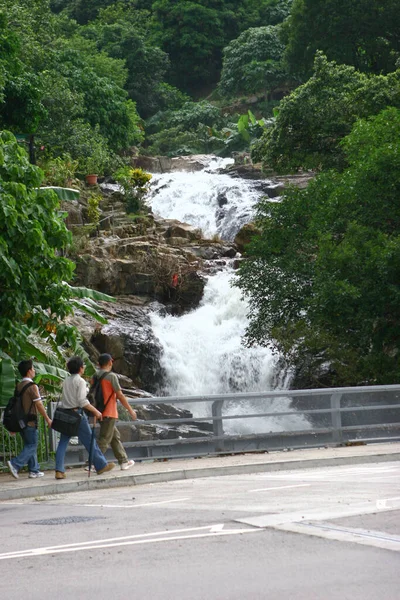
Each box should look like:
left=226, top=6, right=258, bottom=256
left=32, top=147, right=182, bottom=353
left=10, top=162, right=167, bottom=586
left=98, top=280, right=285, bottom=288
left=1, top=450, right=399, bottom=502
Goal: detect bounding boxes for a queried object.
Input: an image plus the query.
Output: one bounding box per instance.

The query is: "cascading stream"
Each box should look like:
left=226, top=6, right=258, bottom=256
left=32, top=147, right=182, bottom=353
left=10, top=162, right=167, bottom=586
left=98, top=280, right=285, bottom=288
left=147, top=157, right=264, bottom=240
left=147, top=156, right=309, bottom=433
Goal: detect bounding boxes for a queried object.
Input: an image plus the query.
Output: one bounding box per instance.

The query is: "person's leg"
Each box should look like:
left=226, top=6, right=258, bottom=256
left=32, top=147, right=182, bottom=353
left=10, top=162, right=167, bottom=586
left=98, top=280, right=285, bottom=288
left=109, top=423, right=128, bottom=465
left=78, top=415, right=107, bottom=472
left=97, top=418, right=116, bottom=455
left=55, top=433, right=71, bottom=473
left=11, top=426, right=39, bottom=472
left=26, top=427, right=40, bottom=473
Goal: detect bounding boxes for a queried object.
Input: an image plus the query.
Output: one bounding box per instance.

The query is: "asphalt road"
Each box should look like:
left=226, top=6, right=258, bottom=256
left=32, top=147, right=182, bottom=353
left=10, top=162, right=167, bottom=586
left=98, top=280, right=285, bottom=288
left=0, top=461, right=399, bottom=600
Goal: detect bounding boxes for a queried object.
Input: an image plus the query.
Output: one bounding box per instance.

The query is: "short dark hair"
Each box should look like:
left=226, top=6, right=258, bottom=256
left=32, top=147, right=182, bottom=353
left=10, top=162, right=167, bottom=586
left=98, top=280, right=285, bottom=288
left=67, top=356, right=84, bottom=375
left=18, top=359, right=33, bottom=377
left=98, top=353, right=113, bottom=368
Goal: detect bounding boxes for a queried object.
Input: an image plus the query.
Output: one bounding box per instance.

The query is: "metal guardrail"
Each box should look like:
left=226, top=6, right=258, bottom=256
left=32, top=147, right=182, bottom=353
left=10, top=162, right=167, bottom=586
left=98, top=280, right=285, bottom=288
left=1, top=385, right=400, bottom=469
left=62, top=384, right=400, bottom=465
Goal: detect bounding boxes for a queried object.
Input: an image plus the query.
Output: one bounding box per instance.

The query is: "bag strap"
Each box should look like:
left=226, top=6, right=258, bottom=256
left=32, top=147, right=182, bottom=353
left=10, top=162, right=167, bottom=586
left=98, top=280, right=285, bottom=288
left=17, top=381, right=36, bottom=415
left=93, top=372, right=114, bottom=411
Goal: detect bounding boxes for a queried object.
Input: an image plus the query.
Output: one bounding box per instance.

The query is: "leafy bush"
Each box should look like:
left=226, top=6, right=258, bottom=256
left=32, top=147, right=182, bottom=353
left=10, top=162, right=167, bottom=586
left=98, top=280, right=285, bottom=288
left=114, top=166, right=152, bottom=213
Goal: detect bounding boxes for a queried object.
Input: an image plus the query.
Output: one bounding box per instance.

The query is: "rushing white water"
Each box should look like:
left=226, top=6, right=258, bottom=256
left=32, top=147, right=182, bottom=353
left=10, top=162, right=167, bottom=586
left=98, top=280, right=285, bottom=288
left=150, top=270, right=307, bottom=433
left=147, top=157, right=308, bottom=433
left=147, top=157, right=265, bottom=240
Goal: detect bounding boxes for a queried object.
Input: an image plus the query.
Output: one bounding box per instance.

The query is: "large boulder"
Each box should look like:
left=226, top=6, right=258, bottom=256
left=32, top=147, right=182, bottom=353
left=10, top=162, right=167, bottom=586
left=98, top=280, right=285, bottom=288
left=234, top=222, right=260, bottom=254
left=90, top=303, right=165, bottom=393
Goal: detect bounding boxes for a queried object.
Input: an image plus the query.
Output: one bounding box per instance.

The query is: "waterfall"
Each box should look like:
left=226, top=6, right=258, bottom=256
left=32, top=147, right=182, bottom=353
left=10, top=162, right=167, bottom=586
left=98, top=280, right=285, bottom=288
left=147, top=157, right=309, bottom=433
left=147, top=157, right=265, bottom=240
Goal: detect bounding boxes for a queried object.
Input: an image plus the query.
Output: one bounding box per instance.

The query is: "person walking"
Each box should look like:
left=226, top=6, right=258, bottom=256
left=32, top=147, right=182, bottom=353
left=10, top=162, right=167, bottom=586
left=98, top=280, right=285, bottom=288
left=93, top=353, right=137, bottom=470
left=55, top=356, right=115, bottom=479
left=7, top=359, right=52, bottom=479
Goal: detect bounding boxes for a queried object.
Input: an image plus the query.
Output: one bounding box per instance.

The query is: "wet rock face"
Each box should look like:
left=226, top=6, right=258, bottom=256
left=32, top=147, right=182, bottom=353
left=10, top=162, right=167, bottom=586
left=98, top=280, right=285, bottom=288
left=132, top=154, right=213, bottom=173
left=90, top=303, right=165, bottom=393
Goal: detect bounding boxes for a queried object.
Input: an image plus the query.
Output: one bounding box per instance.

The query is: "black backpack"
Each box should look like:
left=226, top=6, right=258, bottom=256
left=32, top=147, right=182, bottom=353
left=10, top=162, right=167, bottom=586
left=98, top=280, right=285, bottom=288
left=87, top=372, right=113, bottom=413
left=2, top=382, right=36, bottom=433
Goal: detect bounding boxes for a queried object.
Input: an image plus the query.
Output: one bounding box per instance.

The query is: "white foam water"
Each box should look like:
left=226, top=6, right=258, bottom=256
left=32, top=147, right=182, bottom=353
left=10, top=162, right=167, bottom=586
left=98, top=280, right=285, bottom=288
left=147, top=157, right=264, bottom=241
left=150, top=270, right=308, bottom=433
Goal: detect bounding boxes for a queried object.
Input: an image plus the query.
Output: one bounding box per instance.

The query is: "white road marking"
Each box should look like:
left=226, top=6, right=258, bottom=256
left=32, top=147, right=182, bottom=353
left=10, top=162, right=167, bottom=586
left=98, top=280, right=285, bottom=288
left=376, top=496, right=400, bottom=509
left=256, top=466, right=399, bottom=479
left=236, top=498, right=400, bottom=529
left=276, top=522, right=400, bottom=553
left=248, top=484, right=310, bottom=493
left=210, top=524, right=224, bottom=532
left=80, top=497, right=190, bottom=509
left=0, top=524, right=262, bottom=561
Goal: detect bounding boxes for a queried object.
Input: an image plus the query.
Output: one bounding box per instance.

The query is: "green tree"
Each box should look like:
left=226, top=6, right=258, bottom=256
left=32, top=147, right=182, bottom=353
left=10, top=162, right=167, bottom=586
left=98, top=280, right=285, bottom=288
left=236, top=107, right=400, bottom=385
left=84, top=4, right=170, bottom=118
left=152, top=0, right=292, bottom=91
left=0, top=131, right=74, bottom=355
left=282, top=0, right=400, bottom=78
left=0, top=132, right=116, bottom=400
left=0, top=12, right=46, bottom=133
left=253, top=53, right=400, bottom=172
left=218, top=25, right=287, bottom=98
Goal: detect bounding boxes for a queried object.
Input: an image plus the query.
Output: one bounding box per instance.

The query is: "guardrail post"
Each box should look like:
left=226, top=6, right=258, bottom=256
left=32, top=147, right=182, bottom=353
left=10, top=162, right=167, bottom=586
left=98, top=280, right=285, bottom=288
left=331, top=393, right=343, bottom=444
left=212, top=400, right=225, bottom=452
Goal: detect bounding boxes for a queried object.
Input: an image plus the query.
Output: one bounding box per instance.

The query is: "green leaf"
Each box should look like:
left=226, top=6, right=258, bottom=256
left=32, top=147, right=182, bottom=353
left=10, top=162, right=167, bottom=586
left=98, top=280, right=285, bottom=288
left=248, top=110, right=257, bottom=126
left=19, top=340, right=49, bottom=363
left=40, top=187, right=80, bottom=201
left=34, top=362, right=68, bottom=383
left=0, top=356, right=16, bottom=405
left=65, top=284, right=116, bottom=303
left=70, top=299, right=108, bottom=324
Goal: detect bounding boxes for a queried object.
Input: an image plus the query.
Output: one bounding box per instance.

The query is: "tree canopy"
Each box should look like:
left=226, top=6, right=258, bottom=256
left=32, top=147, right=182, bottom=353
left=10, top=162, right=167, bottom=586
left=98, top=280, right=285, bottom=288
left=218, top=26, right=287, bottom=99
left=252, top=53, right=400, bottom=172
left=282, top=0, right=400, bottom=78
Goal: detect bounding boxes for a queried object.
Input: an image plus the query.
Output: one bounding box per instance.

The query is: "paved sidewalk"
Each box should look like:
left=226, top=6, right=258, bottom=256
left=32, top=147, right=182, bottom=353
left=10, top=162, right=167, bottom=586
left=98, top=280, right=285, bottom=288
left=1, top=442, right=399, bottom=501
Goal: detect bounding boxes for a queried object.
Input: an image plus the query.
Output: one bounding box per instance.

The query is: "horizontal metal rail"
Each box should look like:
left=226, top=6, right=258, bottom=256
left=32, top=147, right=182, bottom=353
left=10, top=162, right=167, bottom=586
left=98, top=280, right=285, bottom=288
left=61, top=385, right=400, bottom=465
left=2, top=384, right=400, bottom=470
left=124, top=384, right=400, bottom=405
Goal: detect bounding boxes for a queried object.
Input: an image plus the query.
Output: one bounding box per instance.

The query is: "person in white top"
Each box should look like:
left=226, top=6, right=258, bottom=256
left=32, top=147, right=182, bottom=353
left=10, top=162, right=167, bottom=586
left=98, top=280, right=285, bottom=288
left=54, top=356, right=115, bottom=479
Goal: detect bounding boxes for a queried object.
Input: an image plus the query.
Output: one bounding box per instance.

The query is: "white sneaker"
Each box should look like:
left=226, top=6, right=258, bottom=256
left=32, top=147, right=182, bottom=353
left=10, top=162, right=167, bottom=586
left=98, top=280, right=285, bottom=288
left=7, top=460, right=19, bottom=479
left=121, top=460, right=135, bottom=470
left=29, top=471, right=44, bottom=478
left=84, top=465, right=96, bottom=472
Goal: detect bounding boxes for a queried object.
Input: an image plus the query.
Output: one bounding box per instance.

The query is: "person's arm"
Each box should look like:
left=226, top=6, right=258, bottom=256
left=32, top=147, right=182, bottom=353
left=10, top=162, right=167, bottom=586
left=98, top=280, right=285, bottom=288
left=116, top=390, right=137, bottom=420
left=84, top=403, right=103, bottom=420
left=35, top=400, right=52, bottom=428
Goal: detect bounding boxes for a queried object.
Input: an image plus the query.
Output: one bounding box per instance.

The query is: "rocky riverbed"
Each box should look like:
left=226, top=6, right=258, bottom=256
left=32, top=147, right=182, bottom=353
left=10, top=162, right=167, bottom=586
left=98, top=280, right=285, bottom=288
left=65, top=154, right=312, bottom=441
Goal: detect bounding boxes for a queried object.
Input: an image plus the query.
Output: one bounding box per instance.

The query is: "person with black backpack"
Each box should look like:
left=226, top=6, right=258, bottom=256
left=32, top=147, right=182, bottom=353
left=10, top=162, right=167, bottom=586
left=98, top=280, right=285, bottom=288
left=6, top=359, right=52, bottom=479
left=88, top=353, right=137, bottom=471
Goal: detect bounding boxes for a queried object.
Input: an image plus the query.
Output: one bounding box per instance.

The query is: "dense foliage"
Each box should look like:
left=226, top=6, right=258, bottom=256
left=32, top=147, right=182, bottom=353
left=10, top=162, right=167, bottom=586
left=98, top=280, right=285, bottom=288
left=218, top=26, right=287, bottom=99
left=252, top=53, right=400, bottom=172
left=0, top=131, right=74, bottom=355
left=236, top=107, right=400, bottom=385
left=282, top=0, right=400, bottom=78
left=0, top=132, right=115, bottom=399
left=0, top=0, right=142, bottom=171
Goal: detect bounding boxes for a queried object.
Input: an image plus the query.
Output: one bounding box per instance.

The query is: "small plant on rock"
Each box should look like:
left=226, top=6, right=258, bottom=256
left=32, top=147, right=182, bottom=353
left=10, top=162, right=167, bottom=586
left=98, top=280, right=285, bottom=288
left=114, top=167, right=152, bottom=213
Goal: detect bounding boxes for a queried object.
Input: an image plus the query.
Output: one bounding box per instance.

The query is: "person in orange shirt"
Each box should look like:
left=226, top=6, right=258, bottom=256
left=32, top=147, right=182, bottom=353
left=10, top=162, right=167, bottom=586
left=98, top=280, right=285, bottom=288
left=94, top=353, right=137, bottom=470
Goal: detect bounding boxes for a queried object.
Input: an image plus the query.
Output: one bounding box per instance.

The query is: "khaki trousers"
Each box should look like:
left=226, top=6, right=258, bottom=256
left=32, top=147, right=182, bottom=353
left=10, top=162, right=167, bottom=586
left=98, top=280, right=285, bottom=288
left=97, top=417, right=128, bottom=465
